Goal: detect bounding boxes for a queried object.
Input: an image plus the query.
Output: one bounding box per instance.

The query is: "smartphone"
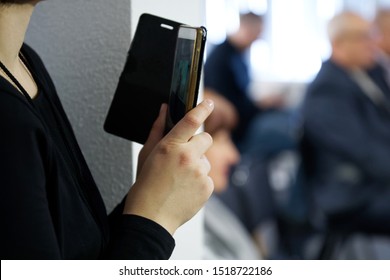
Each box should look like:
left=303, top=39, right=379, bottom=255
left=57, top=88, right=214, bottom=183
left=165, top=25, right=207, bottom=132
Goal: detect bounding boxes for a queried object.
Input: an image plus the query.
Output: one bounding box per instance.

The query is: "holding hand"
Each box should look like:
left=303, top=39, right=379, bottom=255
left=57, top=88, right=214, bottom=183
left=124, top=100, right=215, bottom=235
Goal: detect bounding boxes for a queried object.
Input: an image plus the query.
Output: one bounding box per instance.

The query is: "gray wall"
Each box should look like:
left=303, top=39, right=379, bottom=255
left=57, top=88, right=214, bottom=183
left=26, top=0, right=132, bottom=212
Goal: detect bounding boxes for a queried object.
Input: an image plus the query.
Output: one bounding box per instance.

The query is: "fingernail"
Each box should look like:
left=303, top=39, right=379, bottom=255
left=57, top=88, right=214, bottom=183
left=204, top=99, right=214, bottom=108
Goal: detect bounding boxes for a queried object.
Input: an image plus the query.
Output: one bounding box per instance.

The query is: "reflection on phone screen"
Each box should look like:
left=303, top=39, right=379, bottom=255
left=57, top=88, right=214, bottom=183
left=168, top=37, right=195, bottom=125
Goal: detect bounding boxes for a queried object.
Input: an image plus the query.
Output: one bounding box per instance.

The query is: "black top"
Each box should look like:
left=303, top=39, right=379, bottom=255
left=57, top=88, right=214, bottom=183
left=204, top=40, right=260, bottom=144
left=0, top=44, right=175, bottom=259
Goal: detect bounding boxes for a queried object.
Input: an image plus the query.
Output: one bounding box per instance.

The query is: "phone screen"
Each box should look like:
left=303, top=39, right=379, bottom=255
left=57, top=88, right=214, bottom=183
left=166, top=27, right=198, bottom=129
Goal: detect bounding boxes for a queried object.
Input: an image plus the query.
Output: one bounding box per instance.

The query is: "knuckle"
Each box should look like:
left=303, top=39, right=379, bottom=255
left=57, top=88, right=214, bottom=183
left=178, top=150, right=193, bottom=166
left=199, top=176, right=214, bottom=197
left=193, top=165, right=204, bottom=178
left=156, top=142, right=173, bottom=155
left=183, top=113, right=202, bottom=129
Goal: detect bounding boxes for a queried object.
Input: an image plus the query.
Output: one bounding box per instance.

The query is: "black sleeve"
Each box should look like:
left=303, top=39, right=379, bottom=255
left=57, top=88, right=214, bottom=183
left=106, top=199, right=175, bottom=260
left=0, top=95, right=61, bottom=259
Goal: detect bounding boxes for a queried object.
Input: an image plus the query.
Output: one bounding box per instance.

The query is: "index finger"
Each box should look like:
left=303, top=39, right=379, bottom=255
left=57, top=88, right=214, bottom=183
left=166, top=99, right=214, bottom=143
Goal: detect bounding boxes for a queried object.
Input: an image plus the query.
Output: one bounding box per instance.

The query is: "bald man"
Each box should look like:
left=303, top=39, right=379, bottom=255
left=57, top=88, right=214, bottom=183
left=301, top=12, right=390, bottom=258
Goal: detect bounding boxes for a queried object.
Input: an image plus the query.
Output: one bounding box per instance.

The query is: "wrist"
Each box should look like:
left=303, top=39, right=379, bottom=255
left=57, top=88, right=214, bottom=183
left=124, top=209, right=178, bottom=236
left=123, top=184, right=179, bottom=236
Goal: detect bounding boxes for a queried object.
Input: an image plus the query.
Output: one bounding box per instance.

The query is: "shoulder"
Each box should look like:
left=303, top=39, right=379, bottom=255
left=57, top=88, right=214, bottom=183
left=204, top=43, right=237, bottom=77
left=21, top=44, right=56, bottom=89
left=313, top=60, right=348, bottom=84
left=206, top=41, right=233, bottom=64
left=22, top=44, right=47, bottom=70
left=0, top=45, right=46, bottom=129
left=307, top=60, right=353, bottom=97
left=303, top=61, right=361, bottom=118
left=204, top=196, right=240, bottom=232
left=21, top=44, right=63, bottom=108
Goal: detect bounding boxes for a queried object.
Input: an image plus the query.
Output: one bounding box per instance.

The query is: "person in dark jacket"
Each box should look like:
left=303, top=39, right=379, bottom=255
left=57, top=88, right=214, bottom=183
left=302, top=11, right=390, bottom=248
left=0, top=0, right=214, bottom=259
left=204, top=12, right=284, bottom=149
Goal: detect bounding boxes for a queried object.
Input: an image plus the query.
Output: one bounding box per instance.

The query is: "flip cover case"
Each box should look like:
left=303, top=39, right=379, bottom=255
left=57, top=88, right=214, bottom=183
left=104, top=14, right=183, bottom=144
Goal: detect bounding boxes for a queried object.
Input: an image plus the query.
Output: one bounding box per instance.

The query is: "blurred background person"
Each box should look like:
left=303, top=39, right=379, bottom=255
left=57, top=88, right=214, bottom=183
left=375, top=8, right=390, bottom=85
left=204, top=0, right=390, bottom=260
left=204, top=12, right=285, bottom=151
left=205, top=9, right=304, bottom=260
left=202, top=90, right=263, bottom=260
left=301, top=11, right=390, bottom=259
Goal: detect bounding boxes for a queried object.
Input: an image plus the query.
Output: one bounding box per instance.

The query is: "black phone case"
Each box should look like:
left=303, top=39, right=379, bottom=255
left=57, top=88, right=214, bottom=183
left=104, top=14, right=183, bottom=144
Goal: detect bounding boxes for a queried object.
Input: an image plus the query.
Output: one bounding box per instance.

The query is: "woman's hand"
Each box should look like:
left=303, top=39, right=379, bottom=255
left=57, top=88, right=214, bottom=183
left=124, top=100, right=215, bottom=235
